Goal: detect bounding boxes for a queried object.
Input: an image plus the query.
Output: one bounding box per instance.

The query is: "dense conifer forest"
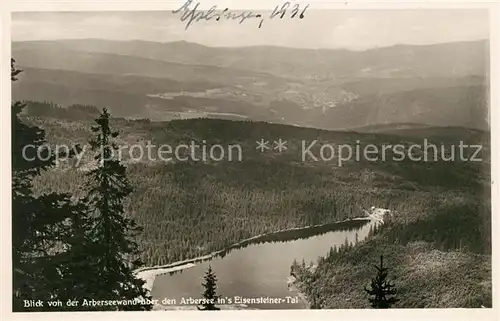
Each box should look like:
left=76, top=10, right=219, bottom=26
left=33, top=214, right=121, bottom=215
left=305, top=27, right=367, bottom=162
left=20, top=101, right=490, bottom=268
left=14, top=85, right=491, bottom=309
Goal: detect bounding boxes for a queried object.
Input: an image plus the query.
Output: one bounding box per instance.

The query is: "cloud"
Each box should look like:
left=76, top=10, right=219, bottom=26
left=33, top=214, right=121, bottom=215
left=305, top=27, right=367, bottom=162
left=80, top=15, right=133, bottom=27
left=11, top=10, right=489, bottom=49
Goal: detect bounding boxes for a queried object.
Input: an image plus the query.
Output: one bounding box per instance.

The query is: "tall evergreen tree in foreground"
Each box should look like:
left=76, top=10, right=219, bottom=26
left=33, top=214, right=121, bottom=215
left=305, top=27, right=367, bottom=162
left=364, top=255, right=399, bottom=308
left=84, top=108, right=151, bottom=310
left=11, top=59, right=150, bottom=311
left=11, top=58, right=85, bottom=311
left=198, top=265, right=220, bottom=310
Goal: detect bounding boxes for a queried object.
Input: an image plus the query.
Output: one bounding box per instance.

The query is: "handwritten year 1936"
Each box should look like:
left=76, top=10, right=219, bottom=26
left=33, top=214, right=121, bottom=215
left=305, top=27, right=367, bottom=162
left=173, top=0, right=310, bottom=30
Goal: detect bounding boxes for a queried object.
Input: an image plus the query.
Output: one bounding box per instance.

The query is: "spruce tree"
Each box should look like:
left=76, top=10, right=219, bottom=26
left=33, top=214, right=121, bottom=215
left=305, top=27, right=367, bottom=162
left=198, top=265, right=220, bottom=310
left=364, top=255, right=399, bottom=308
left=310, top=296, right=321, bottom=309
left=11, top=58, right=85, bottom=311
left=56, top=201, right=95, bottom=308
left=84, top=108, right=151, bottom=310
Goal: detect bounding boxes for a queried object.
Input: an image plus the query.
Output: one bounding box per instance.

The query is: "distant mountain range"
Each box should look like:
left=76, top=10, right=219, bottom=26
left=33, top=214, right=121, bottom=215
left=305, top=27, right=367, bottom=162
left=13, top=39, right=489, bottom=79
left=12, top=39, right=490, bottom=130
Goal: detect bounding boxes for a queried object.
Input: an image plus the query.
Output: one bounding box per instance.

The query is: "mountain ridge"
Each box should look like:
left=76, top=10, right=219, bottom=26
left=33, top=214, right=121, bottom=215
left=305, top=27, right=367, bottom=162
left=12, top=38, right=489, bottom=52
left=12, top=38, right=489, bottom=130
left=13, top=38, right=489, bottom=79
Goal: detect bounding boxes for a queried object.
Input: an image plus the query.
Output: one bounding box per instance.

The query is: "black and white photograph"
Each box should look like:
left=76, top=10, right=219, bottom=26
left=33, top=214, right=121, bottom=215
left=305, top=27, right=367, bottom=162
left=8, top=2, right=494, bottom=314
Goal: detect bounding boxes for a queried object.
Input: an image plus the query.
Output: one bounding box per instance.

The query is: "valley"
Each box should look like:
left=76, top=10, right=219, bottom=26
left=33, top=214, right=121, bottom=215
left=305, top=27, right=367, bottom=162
left=12, top=39, right=489, bottom=130
left=11, top=36, right=491, bottom=309
left=24, top=115, right=490, bottom=283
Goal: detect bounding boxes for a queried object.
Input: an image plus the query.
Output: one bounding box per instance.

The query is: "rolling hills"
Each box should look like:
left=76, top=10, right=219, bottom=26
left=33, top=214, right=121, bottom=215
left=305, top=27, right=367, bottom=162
left=23, top=113, right=490, bottom=264
left=20, top=113, right=491, bottom=308
left=13, top=39, right=489, bottom=79
left=12, top=39, right=490, bottom=130
left=11, top=36, right=492, bottom=308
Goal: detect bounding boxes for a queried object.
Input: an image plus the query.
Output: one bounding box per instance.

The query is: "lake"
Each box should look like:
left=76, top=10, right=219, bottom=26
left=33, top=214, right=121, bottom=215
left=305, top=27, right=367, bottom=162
left=150, top=218, right=377, bottom=309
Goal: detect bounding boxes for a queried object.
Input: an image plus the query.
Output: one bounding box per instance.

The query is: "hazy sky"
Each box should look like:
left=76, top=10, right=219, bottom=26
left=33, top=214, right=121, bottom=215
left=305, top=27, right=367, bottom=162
left=12, top=9, right=489, bottom=49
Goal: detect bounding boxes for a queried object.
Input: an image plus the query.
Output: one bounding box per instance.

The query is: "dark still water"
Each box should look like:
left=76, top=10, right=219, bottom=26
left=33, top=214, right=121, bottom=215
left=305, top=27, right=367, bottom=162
left=151, top=219, right=376, bottom=310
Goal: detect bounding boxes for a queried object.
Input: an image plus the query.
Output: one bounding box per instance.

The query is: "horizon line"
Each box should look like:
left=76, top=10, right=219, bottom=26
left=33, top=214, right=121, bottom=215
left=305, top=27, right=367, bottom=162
left=11, top=37, right=490, bottom=52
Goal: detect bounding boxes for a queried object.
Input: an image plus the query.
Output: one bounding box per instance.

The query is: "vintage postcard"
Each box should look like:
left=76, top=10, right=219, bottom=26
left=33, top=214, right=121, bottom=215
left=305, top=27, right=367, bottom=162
left=3, top=0, right=498, bottom=320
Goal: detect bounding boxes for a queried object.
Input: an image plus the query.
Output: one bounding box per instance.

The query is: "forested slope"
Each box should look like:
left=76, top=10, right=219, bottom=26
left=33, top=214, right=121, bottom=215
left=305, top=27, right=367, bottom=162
left=24, top=110, right=489, bottom=268
left=292, top=171, right=491, bottom=308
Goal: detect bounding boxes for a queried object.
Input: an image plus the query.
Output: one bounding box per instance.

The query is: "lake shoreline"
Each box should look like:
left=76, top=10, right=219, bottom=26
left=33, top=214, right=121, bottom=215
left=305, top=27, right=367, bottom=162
left=286, top=207, right=390, bottom=309
left=287, top=275, right=310, bottom=309
left=134, top=216, right=372, bottom=292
